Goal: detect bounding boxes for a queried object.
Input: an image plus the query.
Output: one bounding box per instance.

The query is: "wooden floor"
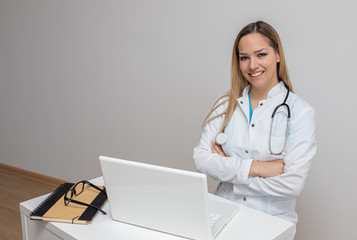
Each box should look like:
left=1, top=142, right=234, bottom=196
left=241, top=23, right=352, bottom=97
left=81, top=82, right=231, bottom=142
left=0, top=164, right=64, bottom=240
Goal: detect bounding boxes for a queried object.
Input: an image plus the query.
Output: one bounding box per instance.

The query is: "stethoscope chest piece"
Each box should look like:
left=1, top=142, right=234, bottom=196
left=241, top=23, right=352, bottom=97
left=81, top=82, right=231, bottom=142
left=215, top=132, right=227, bottom=145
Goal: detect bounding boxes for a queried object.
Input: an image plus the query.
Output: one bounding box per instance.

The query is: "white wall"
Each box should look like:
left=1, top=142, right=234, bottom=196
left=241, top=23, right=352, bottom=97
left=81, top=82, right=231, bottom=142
left=1, top=0, right=356, bottom=239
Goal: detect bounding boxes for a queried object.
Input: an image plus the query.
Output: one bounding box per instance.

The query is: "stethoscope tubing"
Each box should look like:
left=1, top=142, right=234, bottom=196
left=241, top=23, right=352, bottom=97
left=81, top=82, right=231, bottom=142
left=269, top=103, right=290, bottom=155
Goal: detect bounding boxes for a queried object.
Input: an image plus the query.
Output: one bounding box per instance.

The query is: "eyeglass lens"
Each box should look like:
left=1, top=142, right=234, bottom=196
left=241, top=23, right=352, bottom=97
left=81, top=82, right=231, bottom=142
left=64, top=182, right=87, bottom=205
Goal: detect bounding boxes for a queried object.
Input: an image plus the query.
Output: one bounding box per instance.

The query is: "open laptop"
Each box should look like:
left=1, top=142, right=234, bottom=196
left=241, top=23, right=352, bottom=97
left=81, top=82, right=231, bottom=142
left=99, top=156, right=239, bottom=240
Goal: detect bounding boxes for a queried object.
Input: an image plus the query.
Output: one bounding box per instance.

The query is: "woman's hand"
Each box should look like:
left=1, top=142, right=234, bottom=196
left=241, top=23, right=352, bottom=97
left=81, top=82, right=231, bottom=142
left=211, top=140, right=283, bottom=178
left=249, top=159, right=284, bottom=178
left=210, top=140, right=227, bottom=157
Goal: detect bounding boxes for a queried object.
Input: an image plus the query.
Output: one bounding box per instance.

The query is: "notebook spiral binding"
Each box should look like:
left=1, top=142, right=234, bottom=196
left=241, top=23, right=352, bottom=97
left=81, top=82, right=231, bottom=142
left=30, top=183, right=73, bottom=217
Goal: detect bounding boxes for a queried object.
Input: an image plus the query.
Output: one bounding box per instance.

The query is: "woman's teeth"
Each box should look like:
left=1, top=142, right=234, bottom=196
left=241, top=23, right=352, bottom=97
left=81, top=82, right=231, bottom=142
left=250, top=71, right=264, bottom=77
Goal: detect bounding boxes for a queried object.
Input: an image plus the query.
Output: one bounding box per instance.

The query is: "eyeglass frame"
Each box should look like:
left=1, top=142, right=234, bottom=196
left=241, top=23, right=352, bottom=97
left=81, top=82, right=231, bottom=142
left=64, top=180, right=107, bottom=215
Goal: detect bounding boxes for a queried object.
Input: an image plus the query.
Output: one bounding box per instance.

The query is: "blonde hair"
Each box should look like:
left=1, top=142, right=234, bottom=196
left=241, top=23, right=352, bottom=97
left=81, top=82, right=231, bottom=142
left=203, top=21, right=293, bottom=132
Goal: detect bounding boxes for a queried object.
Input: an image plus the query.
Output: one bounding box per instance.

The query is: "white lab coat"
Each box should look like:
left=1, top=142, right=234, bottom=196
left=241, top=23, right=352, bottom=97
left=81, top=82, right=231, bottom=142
left=193, top=81, right=317, bottom=223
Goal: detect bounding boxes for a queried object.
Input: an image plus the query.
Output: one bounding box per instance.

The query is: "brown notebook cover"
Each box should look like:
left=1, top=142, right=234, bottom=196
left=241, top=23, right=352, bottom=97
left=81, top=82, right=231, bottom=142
left=30, top=183, right=107, bottom=224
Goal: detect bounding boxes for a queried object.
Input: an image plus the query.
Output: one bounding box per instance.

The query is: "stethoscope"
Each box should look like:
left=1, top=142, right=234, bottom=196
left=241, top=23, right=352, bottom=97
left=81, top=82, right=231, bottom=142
left=215, top=82, right=291, bottom=155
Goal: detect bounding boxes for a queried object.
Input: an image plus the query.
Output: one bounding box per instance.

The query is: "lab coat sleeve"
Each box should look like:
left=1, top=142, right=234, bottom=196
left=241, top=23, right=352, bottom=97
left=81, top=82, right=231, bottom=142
left=193, top=114, right=253, bottom=185
left=235, top=105, right=317, bottom=197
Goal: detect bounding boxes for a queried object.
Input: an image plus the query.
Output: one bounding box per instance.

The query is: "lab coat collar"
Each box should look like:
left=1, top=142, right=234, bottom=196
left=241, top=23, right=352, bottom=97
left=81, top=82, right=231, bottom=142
left=240, top=81, right=286, bottom=100
left=267, top=81, right=287, bottom=99
left=237, top=82, right=287, bottom=120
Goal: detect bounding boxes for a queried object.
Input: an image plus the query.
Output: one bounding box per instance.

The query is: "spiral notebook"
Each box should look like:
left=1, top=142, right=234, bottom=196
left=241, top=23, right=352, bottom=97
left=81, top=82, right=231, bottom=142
left=30, top=183, right=107, bottom=224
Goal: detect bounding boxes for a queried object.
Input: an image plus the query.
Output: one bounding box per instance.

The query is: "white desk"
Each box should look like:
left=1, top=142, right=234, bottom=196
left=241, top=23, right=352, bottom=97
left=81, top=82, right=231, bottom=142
left=20, top=177, right=294, bottom=240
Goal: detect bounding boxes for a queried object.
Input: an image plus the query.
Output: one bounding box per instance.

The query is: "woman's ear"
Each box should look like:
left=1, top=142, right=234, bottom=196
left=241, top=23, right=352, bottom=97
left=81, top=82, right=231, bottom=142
left=277, top=52, right=281, bottom=63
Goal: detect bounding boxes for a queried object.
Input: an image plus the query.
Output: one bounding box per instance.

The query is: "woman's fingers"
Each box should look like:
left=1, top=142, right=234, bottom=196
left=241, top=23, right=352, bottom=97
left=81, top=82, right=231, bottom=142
left=249, top=159, right=284, bottom=177
left=211, top=140, right=227, bottom=157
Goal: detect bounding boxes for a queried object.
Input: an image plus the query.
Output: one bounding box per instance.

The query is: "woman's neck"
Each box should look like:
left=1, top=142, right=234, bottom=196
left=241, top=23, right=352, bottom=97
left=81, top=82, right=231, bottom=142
left=250, top=80, right=279, bottom=100
left=250, top=87, right=270, bottom=101
left=249, top=81, right=279, bottom=109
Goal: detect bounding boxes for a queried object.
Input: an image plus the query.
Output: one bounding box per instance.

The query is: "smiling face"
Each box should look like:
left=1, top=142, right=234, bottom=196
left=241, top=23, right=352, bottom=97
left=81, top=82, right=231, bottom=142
left=238, top=33, right=281, bottom=92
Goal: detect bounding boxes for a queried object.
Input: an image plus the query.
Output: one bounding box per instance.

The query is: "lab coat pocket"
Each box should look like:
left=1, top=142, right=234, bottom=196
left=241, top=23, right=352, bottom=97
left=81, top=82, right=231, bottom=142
left=268, top=109, right=289, bottom=155
left=268, top=197, right=296, bottom=216
left=269, top=135, right=286, bottom=155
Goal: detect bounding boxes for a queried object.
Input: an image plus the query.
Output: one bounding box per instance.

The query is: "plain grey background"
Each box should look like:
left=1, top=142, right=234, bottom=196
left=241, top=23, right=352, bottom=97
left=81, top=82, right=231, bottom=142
left=1, top=0, right=356, bottom=239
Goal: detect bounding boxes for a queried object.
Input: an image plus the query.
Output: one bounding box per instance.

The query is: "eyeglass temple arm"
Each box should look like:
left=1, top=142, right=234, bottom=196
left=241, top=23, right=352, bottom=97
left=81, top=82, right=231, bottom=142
left=67, top=198, right=107, bottom=215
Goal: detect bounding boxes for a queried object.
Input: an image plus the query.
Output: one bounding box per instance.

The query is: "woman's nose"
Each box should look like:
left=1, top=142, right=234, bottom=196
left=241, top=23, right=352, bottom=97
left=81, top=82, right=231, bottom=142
left=249, top=58, right=258, bottom=70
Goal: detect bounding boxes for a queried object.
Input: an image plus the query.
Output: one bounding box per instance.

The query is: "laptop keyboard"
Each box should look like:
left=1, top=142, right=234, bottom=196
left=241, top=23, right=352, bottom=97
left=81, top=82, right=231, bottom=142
left=210, top=213, right=222, bottom=227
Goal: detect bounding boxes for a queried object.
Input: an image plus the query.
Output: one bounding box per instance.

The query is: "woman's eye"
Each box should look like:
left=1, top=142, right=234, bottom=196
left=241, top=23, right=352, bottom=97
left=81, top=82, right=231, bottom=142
left=258, top=53, right=267, bottom=57
left=240, top=56, right=248, bottom=61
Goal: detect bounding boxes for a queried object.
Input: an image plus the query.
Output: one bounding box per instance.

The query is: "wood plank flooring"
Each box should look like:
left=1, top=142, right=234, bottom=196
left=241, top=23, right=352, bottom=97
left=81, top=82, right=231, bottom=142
left=0, top=164, right=64, bottom=240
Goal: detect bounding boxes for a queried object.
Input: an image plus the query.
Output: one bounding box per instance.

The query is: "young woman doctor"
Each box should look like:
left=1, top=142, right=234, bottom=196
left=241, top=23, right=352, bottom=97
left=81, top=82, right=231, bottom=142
left=193, top=21, right=317, bottom=228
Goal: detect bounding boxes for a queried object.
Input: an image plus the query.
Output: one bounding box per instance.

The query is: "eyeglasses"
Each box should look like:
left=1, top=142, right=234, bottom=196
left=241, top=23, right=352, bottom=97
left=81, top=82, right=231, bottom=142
left=64, top=180, right=107, bottom=215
